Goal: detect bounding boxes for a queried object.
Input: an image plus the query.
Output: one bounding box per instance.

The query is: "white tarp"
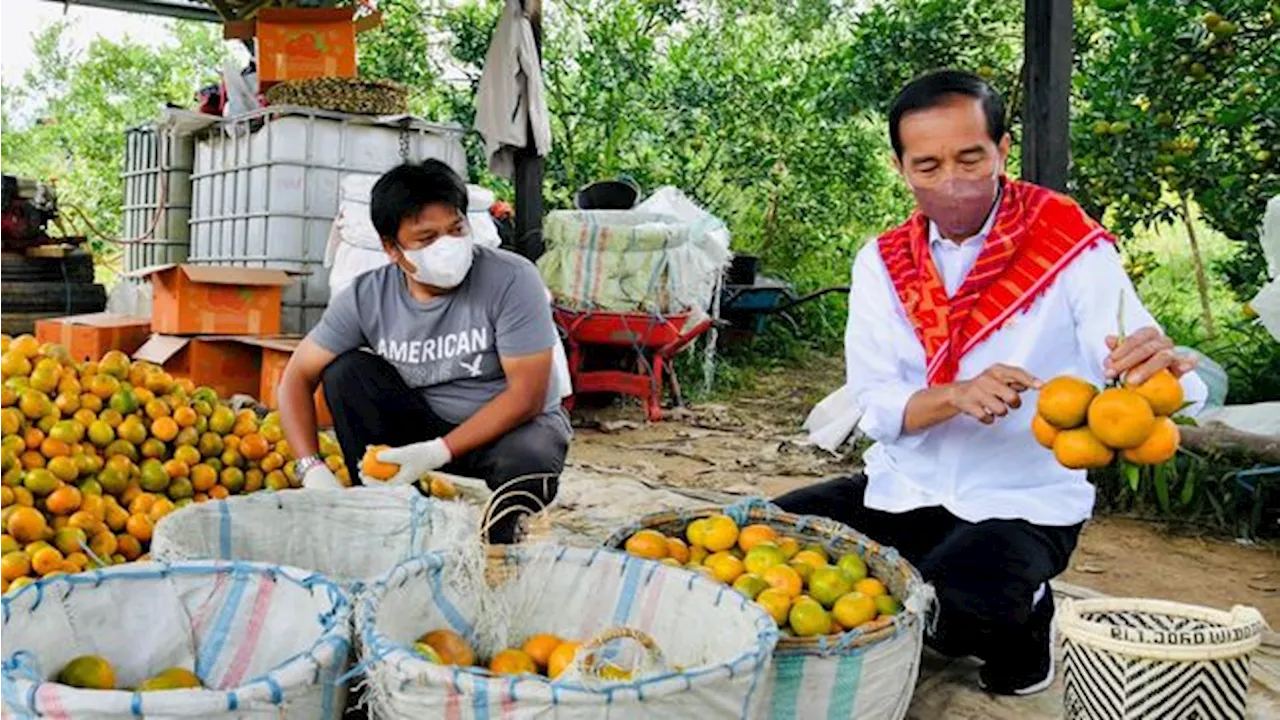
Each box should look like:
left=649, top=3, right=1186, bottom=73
left=1250, top=195, right=1280, bottom=342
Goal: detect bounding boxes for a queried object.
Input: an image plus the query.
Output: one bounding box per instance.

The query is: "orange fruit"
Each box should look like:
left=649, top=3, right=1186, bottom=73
left=547, top=641, right=581, bottom=679
left=65, top=551, right=89, bottom=570
left=148, top=498, right=176, bottom=522
left=789, top=596, right=833, bottom=637
left=24, top=428, right=45, bottom=451
left=240, top=434, right=270, bottom=462
left=706, top=551, right=745, bottom=583
left=623, top=529, right=669, bottom=560
left=755, top=587, right=793, bottom=624
left=104, top=505, right=129, bottom=533
left=173, top=406, right=198, bottom=428
left=791, top=550, right=828, bottom=570
left=489, top=648, right=537, bottom=675
left=191, top=464, right=218, bottom=492
left=208, top=485, right=230, bottom=500
left=1031, top=414, right=1059, bottom=449
left=737, top=524, right=778, bottom=553
left=1052, top=426, right=1115, bottom=469
left=1087, top=388, right=1156, bottom=449
left=88, top=530, right=117, bottom=559
left=20, top=450, right=45, bottom=470
left=1122, top=417, right=1180, bottom=466
left=163, top=459, right=190, bottom=479
left=853, top=578, right=886, bottom=598
left=126, top=513, right=154, bottom=542
left=701, top=515, right=739, bottom=552
left=1, top=550, right=31, bottom=581
left=418, top=629, right=475, bottom=666
left=45, top=485, right=83, bottom=515
left=832, top=592, right=878, bottom=629
left=1037, top=376, right=1098, bottom=429
left=116, top=534, right=143, bottom=561
left=521, top=633, right=562, bottom=670
left=665, top=537, right=690, bottom=564
left=7, top=506, right=47, bottom=542
left=31, top=546, right=64, bottom=576
left=761, top=563, right=803, bottom=598
left=57, top=655, right=116, bottom=690
left=360, top=445, right=399, bottom=482
left=150, top=417, right=179, bottom=443
left=53, top=527, right=87, bottom=556
left=1128, top=369, right=1184, bottom=417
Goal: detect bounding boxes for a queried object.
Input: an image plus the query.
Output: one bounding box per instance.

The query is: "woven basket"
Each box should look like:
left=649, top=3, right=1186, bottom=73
left=263, top=77, right=410, bottom=115
left=1059, top=597, right=1267, bottom=720
left=602, top=499, right=933, bottom=720
left=356, top=544, right=780, bottom=718
left=1, top=561, right=352, bottom=719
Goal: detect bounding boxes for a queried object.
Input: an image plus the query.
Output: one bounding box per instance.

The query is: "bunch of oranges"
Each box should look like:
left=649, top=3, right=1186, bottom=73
left=621, top=515, right=901, bottom=638
left=1033, top=369, right=1185, bottom=470
left=412, top=628, right=584, bottom=680
left=0, top=334, right=349, bottom=594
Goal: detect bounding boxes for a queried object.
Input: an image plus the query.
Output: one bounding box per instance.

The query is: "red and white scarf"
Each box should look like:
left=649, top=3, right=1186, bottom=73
left=878, top=178, right=1114, bottom=386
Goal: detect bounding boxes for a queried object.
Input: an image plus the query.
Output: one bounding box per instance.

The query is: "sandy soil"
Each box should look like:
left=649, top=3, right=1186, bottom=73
left=564, top=353, right=1280, bottom=623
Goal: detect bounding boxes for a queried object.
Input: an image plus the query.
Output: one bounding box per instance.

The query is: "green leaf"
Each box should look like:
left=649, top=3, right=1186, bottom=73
left=1124, top=462, right=1141, bottom=492
left=1179, top=467, right=1196, bottom=505
left=1154, top=462, right=1171, bottom=512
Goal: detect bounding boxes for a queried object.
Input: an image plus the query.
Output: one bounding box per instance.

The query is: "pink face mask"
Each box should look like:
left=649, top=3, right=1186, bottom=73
left=910, top=167, right=1001, bottom=239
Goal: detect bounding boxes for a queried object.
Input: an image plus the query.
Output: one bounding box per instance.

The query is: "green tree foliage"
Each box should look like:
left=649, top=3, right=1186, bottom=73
left=1072, top=1, right=1278, bottom=299
left=0, top=21, right=225, bottom=256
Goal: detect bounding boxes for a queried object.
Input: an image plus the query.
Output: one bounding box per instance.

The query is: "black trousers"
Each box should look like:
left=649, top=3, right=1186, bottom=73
left=774, top=474, right=1081, bottom=663
left=322, top=350, right=569, bottom=544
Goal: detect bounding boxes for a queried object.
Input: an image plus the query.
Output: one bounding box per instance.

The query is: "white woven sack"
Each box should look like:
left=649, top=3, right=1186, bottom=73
left=151, top=488, right=478, bottom=586
left=1059, top=597, right=1267, bottom=720
left=1, top=561, right=351, bottom=719
left=357, top=546, right=780, bottom=719
left=760, top=625, right=924, bottom=719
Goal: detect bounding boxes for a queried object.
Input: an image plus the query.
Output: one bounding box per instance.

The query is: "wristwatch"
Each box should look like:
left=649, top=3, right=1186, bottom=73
left=295, top=454, right=325, bottom=478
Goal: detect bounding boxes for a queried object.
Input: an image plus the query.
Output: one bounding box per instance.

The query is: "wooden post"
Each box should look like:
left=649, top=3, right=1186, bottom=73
left=1022, top=0, right=1072, bottom=192
left=513, top=0, right=546, bottom=261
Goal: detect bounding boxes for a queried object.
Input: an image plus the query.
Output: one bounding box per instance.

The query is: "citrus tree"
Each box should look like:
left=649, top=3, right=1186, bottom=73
left=1072, top=0, right=1279, bottom=334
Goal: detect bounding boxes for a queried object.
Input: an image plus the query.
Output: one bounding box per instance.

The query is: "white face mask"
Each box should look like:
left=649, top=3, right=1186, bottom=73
left=401, top=234, right=475, bottom=289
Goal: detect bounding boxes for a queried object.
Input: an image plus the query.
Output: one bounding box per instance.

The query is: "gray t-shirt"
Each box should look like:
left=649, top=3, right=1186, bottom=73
left=309, top=246, right=568, bottom=428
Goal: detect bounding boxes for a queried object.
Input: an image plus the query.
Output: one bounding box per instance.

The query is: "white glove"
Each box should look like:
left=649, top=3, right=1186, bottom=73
left=364, top=438, right=452, bottom=486
left=302, top=464, right=343, bottom=490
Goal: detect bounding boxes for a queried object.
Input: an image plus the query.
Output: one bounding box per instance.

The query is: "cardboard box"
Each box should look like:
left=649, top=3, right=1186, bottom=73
left=245, top=337, right=334, bottom=428
left=133, top=335, right=263, bottom=400
left=131, top=264, right=291, bottom=336
left=250, top=8, right=359, bottom=84
left=34, top=313, right=151, bottom=362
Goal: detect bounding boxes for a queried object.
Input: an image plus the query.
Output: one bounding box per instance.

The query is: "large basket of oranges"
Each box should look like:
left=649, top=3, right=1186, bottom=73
left=604, top=499, right=933, bottom=720
left=151, top=486, right=478, bottom=586
left=1, top=560, right=351, bottom=718
left=355, top=544, right=780, bottom=719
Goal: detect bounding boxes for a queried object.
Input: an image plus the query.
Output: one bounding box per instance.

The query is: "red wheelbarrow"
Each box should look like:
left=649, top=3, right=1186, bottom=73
left=554, top=306, right=712, bottom=422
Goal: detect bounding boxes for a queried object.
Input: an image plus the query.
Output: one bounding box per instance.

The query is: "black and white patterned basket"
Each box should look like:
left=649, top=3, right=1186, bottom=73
left=1059, top=598, right=1267, bottom=720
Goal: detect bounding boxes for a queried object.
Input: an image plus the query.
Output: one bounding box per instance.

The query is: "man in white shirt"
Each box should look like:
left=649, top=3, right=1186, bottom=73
left=776, top=70, right=1205, bottom=695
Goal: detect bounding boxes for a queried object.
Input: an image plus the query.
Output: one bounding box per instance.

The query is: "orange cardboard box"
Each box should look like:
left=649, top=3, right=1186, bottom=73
left=131, top=264, right=292, bottom=336
left=254, top=8, right=357, bottom=84
left=133, top=335, right=263, bottom=400
left=241, top=337, right=334, bottom=428
left=35, top=313, right=151, bottom=362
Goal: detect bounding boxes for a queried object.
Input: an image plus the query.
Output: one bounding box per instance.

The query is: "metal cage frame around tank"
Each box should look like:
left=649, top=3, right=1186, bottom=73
left=121, top=117, right=197, bottom=279
left=186, top=105, right=467, bottom=334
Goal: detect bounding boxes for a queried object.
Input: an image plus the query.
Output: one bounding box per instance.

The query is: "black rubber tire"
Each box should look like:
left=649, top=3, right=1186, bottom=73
left=0, top=312, right=60, bottom=336
left=1, top=281, right=107, bottom=314
left=1, top=251, right=96, bottom=284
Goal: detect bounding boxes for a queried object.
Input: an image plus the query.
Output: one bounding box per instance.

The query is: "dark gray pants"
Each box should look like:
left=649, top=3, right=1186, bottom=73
left=323, top=350, right=569, bottom=543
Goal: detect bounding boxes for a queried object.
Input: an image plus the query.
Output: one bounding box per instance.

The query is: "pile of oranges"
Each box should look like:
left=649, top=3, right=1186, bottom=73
left=1033, top=369, right=1185, bottom=470
left=621, top=515, right=901, bottom=638
left=412, top=628, right=584, bottom=680
left=0, top=334, right=349, bottom=594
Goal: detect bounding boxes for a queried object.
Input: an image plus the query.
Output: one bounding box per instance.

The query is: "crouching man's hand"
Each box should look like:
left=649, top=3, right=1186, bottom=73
left=301, top=464, right=343, bottom=490
left=362, top=439, right=453, bottom=486
left=949, top=363, right=1042, bottom=425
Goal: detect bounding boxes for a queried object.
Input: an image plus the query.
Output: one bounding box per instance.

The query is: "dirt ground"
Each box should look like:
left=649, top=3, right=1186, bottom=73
left=565, top=353, right=1280, bottom=624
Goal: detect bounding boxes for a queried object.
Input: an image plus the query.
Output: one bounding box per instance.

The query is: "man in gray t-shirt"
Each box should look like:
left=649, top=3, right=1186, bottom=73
left=278, top=160, right=570, bottom=543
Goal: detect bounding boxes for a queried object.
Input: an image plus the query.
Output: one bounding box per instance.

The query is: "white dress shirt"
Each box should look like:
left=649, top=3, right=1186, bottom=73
left=844, top=213, right=1207, bottom=527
